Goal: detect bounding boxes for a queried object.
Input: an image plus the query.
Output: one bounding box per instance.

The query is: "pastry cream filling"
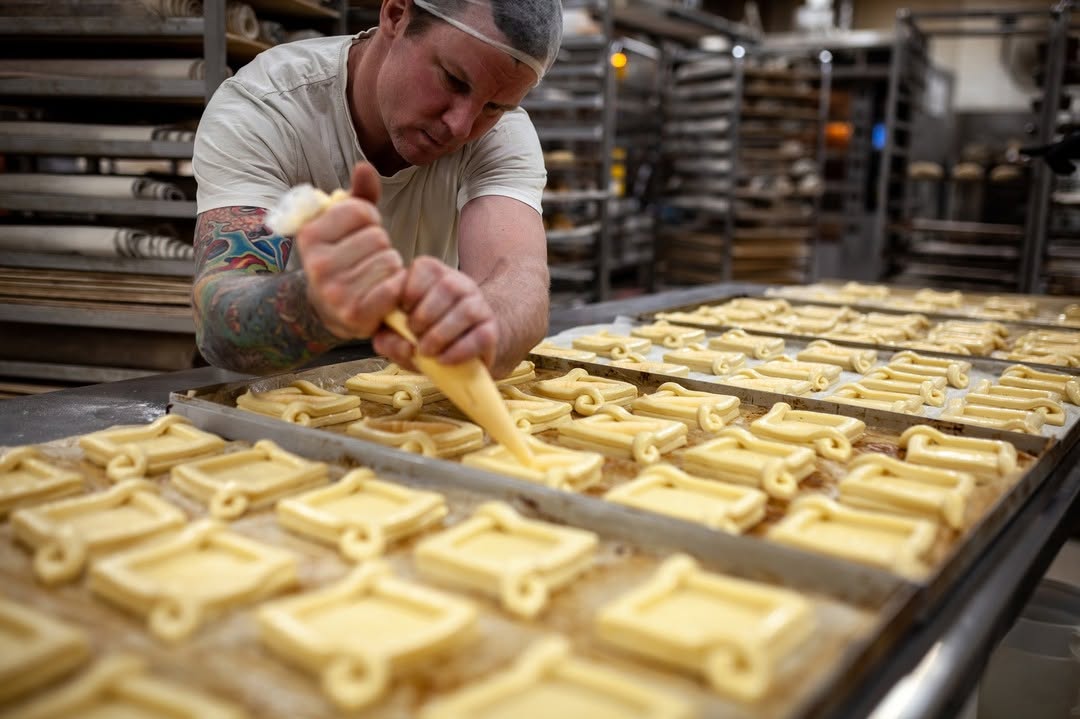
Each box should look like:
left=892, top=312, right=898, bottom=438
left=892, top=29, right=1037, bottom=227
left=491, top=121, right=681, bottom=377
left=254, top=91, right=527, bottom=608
left=708, top=329, right=785, bottom=360
left=462, top=436, right=605, bottom=492
left=258, top=561, right=476, bottom=711
left=89, top=519, right=298, bottom=643
left=610, top=352, right=691, bottom=377
left=0, top=597, right=90, bottom=704
left=630, top=381, right=741, bottom=433
left=999, top=364, right=1080, bottom=404
left=595, top=554, right=816, bottom=703
left=171, top=439, right=329, bottom=520
left=0, top=446, right=83, bottom=517
left=963, top=381, right=1065, bottom=426
left=12, top=479, right=185, bottom=586
left=346, top=414, right=485, bottom=458
left=236, top=379, right=363, bottom=427
left=749, top=402, right=866, bottom=462
left=557, top=405, right=688, bottom=464
left=827, top=384, right=925, bottom=415
left=345, top=364, right=445, bottom=420
left=682, top=427, right=816, bottom=500
left=838, top=454, right=975, bottom=529
left=940, top=398, right=1047, bottom=435
left=719, top=369, right=814, bottom=396
left=754, top=357, right=842, bottom=391
left=630, top=320, right=706, bottom=348
left=531, top=367, right=638, bottom=415
left=605, top=464, right=767, bottom=533
left=529, top=340, right=598, bottom=362
left=899, top=425, right=1017, bottom=482
left=889, top=351, right=971, bottom=388
left=79, top=414, right=226, bottom=482
left=767, top=496, right=936, bottom=579
left=276, top=468, right=448, bottom=561
left=419, top=636, right=692, bottom=719
left=571, top=330, right=652, bottom=359
left=414, top=502, right=597, bottom=619
left=662, top=344, right=747, bottom=375
left=796, top=340, right=878, bottom=374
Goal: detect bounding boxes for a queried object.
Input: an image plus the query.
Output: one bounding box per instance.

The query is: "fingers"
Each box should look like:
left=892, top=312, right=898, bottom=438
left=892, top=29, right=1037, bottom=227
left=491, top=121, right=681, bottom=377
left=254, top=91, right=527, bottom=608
left=372, top=328, right=418, bottom=372
left=351, top=162, right=382, bottom=205
left=438, top=318, right=498, bottom=369
left=297, top=198, right=381, bottom=254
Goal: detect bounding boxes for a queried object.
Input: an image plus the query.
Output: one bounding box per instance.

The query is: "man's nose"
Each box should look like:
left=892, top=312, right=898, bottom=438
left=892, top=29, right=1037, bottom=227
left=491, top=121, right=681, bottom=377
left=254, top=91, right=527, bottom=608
left=443, top=97, right=479, bottom=140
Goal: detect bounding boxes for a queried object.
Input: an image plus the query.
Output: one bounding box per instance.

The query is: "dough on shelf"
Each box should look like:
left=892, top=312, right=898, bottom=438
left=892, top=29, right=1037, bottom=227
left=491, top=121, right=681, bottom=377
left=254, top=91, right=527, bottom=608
left=571, top=330, right=652, bottom=359
left=0, top=597, right=90, bottom=704
left=898, top=425, right=1017, bottom=483
left=498, top=385, right=573, bottom=434
left=631, top=381, right=741, bottom=433
left=344, top=364, right=445, bottom=420
left=0, top=446, right=83, bottom=518
left=753, top=357, right=842, bottom=392
left=749, top=402, right=865, bottom=462
left=528, top=340, right=598, bottom=362
left=939, top=398, right=1047, bottom=435
left=461, top=436, right=605, bottom=492
left=530, top=367, right=638, bottom=415
left=630, top=320, right=706, bottom=348
left=998, top=364, right=1080, bottom=404
left=79, top=415, right=226, bottom=482
left=707, top=329, right=785, bottom=360
left=662, top=344, right=746, bottom=375
left=235, top=379, right=363, bottom=427
left=610, top=352, right=691, bottom=377
left=346, top=414, right=485, bottom=458
left=826, top=383, right=925, bottom=415
left=796, top=340, right=877, bottom=374
left=838, top=454, right=976, bottom=529
left=888, top=351, right=971, bottom=388
left=557, top=404, right=688, bottom=464
left=682, top=427, right=816, bottom=500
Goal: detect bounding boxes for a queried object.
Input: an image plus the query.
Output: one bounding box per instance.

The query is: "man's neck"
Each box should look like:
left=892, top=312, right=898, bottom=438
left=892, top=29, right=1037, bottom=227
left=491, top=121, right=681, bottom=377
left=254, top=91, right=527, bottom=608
left=347, top=34, right=409, bottom=177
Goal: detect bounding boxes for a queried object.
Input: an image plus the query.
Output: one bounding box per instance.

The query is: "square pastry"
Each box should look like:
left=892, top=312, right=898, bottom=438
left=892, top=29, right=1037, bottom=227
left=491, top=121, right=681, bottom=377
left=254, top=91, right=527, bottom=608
left=939, top=398, right=1047, bottom=435
left=707, top=329, right=785, bottom=360
left=630, top=320, right=706, bottom=348
left=414, top=502, right=597, bottom=619
left=571, top=330, right=651, bottom=359
left=79, top=415, right=226, bottom=482
left=346, top=415, right=485, bottom=458
left=531, top=368, right=638, bottom=416
left=662, top=344, right=746, bottom=376
left=0, top=447, right=83, bottom=518
left=235, top=380, right=363, bottom=427
left=499, top=386, right=573, bottom=435
left=718, top=369, right=814, bottom=396
left=557, top=405, right=687, bottom=465
left=529, top=341, right=598, bottom=362
left=0, top=597, right=90, bottom=704
left=462, top=436, right=605, bottom=492
left=898, top=425, right=1017, bottom=483
left=796, top=340, right=877, bottom=374
left=965, top=380, right=1066, bottom=426
left=838, top=454, right=975, bottom=529
left=610, top=353, right=691, bottom=378
left=345, top=364, right=445, bottom=419
left=683, top=427, right=816, bottom=500
left=999, top=364, right=1080, bottom=404
left=749, top=402, right=866, bottom=462
left=631, top=381, right=740, bottom=433
left=826, top=383, right=925, bottom=415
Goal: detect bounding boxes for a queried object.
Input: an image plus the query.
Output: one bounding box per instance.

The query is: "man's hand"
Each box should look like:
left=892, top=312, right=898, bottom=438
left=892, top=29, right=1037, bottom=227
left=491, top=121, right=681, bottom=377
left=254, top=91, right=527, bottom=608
left=296, top=162, right=405, bottom=339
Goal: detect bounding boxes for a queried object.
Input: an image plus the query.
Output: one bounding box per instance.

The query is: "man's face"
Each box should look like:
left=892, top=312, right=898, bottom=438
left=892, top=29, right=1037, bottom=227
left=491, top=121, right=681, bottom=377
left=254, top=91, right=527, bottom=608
left=376, top=12, right=537, bottom=166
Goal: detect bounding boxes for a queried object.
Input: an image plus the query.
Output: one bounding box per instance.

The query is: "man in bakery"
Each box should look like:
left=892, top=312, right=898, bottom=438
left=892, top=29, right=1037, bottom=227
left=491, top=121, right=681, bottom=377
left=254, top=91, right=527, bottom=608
left=191, top=0, right=560, bottom=378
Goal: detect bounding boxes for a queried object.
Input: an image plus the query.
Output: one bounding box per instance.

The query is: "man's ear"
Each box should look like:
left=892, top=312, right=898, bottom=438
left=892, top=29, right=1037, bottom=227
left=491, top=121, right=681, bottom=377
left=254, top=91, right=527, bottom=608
left=379, top=0, right=410, bottom=39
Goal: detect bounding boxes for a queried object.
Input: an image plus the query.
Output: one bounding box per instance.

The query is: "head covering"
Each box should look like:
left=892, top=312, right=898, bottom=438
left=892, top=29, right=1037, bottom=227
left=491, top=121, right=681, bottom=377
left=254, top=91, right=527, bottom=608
left=412, top=0, right=562, bottom=83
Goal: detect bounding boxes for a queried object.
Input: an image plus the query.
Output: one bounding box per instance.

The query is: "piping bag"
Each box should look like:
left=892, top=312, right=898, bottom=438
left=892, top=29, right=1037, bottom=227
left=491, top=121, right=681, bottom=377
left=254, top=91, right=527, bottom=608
left=266, top=184, right=535, bottom=465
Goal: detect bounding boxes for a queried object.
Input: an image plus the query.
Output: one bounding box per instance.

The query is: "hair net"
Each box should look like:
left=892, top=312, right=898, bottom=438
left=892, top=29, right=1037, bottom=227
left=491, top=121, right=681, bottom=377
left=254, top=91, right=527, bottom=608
left=412, top=0, right=563, bottom=83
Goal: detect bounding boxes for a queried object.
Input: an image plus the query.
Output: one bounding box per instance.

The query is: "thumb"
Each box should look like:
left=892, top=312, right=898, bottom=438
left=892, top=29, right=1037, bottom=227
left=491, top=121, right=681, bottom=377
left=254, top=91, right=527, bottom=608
left=351, top=162, right=382, bottom=205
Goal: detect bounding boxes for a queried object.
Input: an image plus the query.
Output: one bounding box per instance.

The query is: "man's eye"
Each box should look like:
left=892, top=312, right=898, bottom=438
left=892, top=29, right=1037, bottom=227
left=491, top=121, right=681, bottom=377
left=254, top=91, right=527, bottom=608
left=443, top=69, right=468, bottom=93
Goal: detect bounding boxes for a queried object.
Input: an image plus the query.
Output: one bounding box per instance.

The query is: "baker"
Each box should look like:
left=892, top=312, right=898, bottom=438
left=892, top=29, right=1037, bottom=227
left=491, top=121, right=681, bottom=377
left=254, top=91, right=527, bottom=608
left=191, top=0, right=561, bottom=378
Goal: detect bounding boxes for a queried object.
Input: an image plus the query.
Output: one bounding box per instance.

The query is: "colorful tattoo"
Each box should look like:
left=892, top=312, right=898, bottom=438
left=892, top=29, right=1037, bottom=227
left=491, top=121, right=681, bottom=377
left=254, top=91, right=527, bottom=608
left=192, top=206, right=340, bottom=373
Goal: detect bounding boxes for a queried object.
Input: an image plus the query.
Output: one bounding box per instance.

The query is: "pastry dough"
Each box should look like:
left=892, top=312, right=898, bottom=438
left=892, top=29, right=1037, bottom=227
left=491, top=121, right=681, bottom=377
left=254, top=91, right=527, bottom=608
left=983, top=296, right=1036, bottom=318
left=839, top=454, right=975, bottom=529
left=662, top=344, right=746, bottom=375
left=595, top=554, right=815, bottom=702
left=414, top=501, right=597, bottom=618
left=276, top=468, right=447, bottom=561
left=462, top=436, right=605, bottom=492
left=605, top=465, right=767, bottom=533
left=654, top=309, right=723, bottom=327
left=571, top=330, right=651, bottom=359
left=499, top=385, right=573, bottom=434
left=78, top=414, right=226, bottom=482
left=90, top=519, right=298, bottom=642
left=862, top=312, right=930, bottom=338
left=889, top=351, right=971, bottom=388
left=345, top=364, right=445, bottom=419
left=899, top=425, right=1017, bottom=483
left=630, top=320, right=706, bottom=348
left=529, top=341, right=598, bottom=362
left=723, top=297, right=791, bottom=316
left=718, top=369, right=814, bottom=396
left=999, top=364, right=1080, bottom=404
left=833, top=323, right=910, bottom=343
left=861, top=372, right=946, bottom=406
left=708, top=329, right=785, bottom=360
left=940, top=398, right=1047, bottom=435
left=0, top=597, right=90, bottom=704
left=610, top=352, right=691, bottom=377
left=419, top=636, right=692, bottom=719
left=754, top=357, right=842, bottom=391
left=826, top=384, right=925, bottom=415
left=12, top=479, right=185, bottom=585
left=767, top=496, right=936, bottom=579
left=1, top=655, right=248, bottom=719
left=631, top=381, right=741, bottom=433
left=0, top=447, right=83, bottom=517
left=914, top=288, right=963, bottom=308
left=965, top=380, right=1066, bottom=426
left=774, top=314, right=840, bottom=335
left=235, top=380, right=363, bottom=427
left=996, top=350, right=1076, bottom=367
left=796, top=340, right=877, bottom=374
left=498, top=360, right=538, bottom=386
left=789, top=304, right=852, bottom=321
left=682, top=427, right=816, bottom=500
left=257, top=561, right=476, bottom=711
left=557, top=404, right=688, bottom=465
left=171, top=439, right=329, bottom=520
left=749, top=402, right=866, bottom=462
left=531, top=367, right=638, bottom=415
left=898, top=340, right=972, bottom=356
left=346, top=414, right=485, bottom=458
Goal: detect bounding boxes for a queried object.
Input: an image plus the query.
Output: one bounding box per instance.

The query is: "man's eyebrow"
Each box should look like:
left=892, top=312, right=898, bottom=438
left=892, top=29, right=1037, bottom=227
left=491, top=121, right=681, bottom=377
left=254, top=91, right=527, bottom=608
left=447, top=60, right=516, bottom=111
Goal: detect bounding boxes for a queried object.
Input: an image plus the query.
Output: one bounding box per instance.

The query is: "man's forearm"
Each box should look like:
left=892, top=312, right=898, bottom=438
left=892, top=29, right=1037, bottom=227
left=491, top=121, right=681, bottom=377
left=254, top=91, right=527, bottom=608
left=480, top=258, right=550, bottom=377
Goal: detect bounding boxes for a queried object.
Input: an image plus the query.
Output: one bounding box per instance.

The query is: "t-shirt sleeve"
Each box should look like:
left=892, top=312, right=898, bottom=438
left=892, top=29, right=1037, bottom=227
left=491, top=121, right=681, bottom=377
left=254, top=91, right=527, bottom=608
left=456, top=108, right=546, bottom=215
left=193, top=78, right=298, bottom=213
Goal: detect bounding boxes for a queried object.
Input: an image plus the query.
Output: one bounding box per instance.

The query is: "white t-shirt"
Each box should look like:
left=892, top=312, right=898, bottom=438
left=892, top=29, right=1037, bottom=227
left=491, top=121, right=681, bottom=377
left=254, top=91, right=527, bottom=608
left=193, top=31, right=546, bottom=268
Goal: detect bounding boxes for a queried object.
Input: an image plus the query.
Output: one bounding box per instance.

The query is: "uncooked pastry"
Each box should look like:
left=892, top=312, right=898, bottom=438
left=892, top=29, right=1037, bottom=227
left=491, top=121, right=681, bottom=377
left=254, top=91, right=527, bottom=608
left=571, top=330, right=651, bottom=359
left=414, top=501, right=597, bottom=619
left=89, top=519, right=298, bottom=642
left=605, top=464, right=767, bottom=533
left=419, top=636, right=692, bottom=719
left=630, top=381, right=741, bottom=432
left=826, top=384, right=925, bottom=415
left=171, top=439, right=329, bottom=519
left=708, top=329, right=785, bottom=360
left=965, top=380, right=1065, bottom=426
left=78, top=414, right=226, bottom=481
left=528, top=341, right=598, bottom=362
left=914, top=288, right=963, bottom=308
left=276, top=468, right=448, bottom=561
left=461, top=436, right=605, bottom=492
left=12, top=479, right=186, bottom=585
left=767, top=496, right=936, bottom=579
left=654, top=309, right=723, bottom=327
left=718, top=369, right=814, bottom=396
left=749, top=402, right=866, bottom=461
left=796, top=340, right=877, bottom=374
left=898, top=340, right=972, bottom=356
left=531, top=367, right=638, bottom=415
left=629, top=320, right=706, bottom=348
left=499, top=385, right=573, bottom=434
left=754, top=357, right=842, bottom=391
left=838, top=453, right=975, bottom=529
left=899, top=425, right=1017, bottom=483
left=999, top=364, right=1080, bottom=404
left=774, top=314, right=840, bottom=335
left=860, top=372, right=946, bottom=406
left=498, top=361, right=538, bottom=386
left=662, top=344, right=746, bottom=375
left=996, top=350, right=1075, bottom=367
left=788, top=304, right=853, bottom=322
left=257, top=560, right=476, bottom=711
left=0, top=447, right=83, bottom=517
left=682, top=427, right=816, bottom=500
left=344, top=364, right=445, bottom=419
left=235, top=380, right=363, bottom=427
left=557, top=404, right=688, bottom=464
left=940, top=398, right=1047, bottom=435
left=610, top=352, right=691, bottom=377
left=595, top=554, right=815, bottom=702
left=888, top=351, right=970, bottom=388
left=723, top=297, right=791, bottom=316
left=0, top=596, right=90, bottom=704
left=346, top=414, right=485, bottom=458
